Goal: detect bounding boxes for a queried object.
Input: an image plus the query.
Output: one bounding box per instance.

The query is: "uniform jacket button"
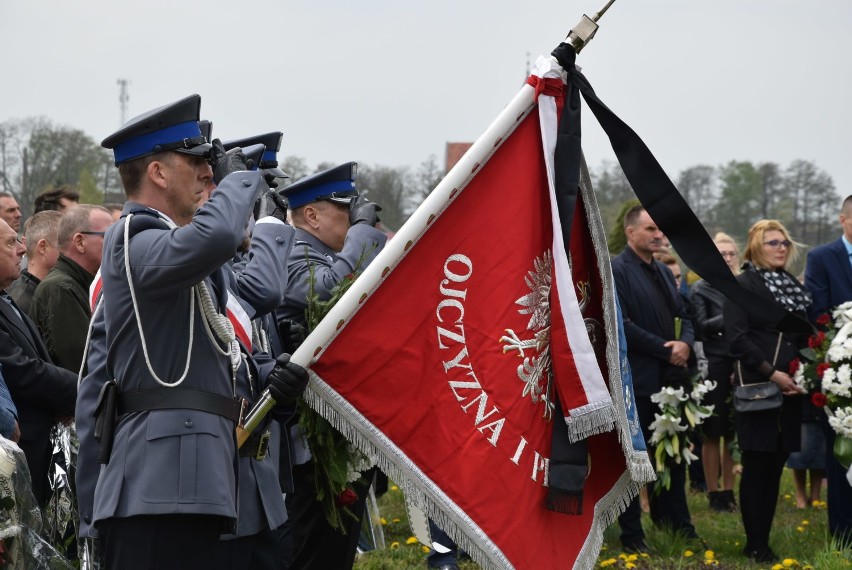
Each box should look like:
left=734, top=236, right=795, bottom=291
left=184, top=419, right=193, bottom=428
left=276, top=237, right=284, bottom=244
left=242, top=179, right=251, bottom=187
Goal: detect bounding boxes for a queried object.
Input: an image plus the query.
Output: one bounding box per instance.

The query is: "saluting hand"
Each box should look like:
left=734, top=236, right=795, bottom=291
left=209, top=139, right=253, bottom=185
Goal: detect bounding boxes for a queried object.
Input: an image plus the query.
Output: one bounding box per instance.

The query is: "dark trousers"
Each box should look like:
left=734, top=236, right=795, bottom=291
left=284, top=461, right=369, bottom=570
left=98, top=514, right=223, bottom=570
left=822, top=418, right=852, bottom=545
left=618, top=395, right=697, bottom=545
left=739, top=449, right=787, bottom=551
left=213, top=527, right=287, bottom=570
left=18, top=436, right=51, bottom=508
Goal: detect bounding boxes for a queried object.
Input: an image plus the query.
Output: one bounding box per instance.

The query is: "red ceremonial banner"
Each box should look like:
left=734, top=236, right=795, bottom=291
left=309, top=106, right=634, bottom=568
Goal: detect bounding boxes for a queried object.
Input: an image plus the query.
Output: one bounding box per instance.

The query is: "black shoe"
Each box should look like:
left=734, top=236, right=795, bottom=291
left=434, top=565, right=460, bottom=570
left=622, top=540, right=649, bottom=554
left=720, top=489, right=737, bottom=512
left=708, top=491, right=726, bottom=512
left=743, top=546, right=778, bottom=563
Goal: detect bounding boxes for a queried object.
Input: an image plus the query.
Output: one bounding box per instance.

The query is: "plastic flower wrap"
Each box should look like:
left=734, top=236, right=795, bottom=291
left=649, top=377, right=715, bottom=491
left=44, top=424, right=79, bottom=563
left=0, top=436, right=73, bottom=569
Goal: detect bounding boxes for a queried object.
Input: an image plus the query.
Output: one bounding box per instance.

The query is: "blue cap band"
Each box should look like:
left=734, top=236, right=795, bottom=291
left=113, top=120, right=203, bottom=165
left=262, top=149, right=277, bottom=163
left=287, top=180, right=356, bottom=209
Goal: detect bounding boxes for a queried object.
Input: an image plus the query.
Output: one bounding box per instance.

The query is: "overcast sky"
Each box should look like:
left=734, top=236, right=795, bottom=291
left=2, top=1, right=850, bottom=203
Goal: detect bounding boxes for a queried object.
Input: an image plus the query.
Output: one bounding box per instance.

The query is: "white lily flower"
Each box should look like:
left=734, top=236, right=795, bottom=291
left=650, top=386, right=688, bottom=407
left=690, top=379, right=717, bottom=401
left=649, top=413, right=687, bottom=441
left=682, top=446, right=699, bottom=465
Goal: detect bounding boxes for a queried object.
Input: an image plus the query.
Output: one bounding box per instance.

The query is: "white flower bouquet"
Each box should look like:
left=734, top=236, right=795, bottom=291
left=649, top=379, right=716, bottom=490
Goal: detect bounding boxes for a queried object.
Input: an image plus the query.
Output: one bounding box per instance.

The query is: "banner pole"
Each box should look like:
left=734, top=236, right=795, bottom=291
left=237, top=2, right=619, bottom=447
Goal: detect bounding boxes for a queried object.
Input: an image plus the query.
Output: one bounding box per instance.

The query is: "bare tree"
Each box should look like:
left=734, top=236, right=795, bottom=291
left=677, top=165, right=716, bottom=228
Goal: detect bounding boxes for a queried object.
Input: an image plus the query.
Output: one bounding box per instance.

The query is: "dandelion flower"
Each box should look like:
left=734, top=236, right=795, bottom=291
left=771, top=565, right=784, bottom=570
left=796, top=526, right=804, bottom=532
left=392, top=517, right=400, bottom=523
left=422, top=546, right=431, bottom=554
left=684, top=549, right=694, bottom=557
left=802, top=520, right=809, bottom=526
left=704, top=550, right=715, bottom=559
left=599, top=558, right=617, bottom=567
left=782, top=558, right=799, bottom=567
left=390, top=542, right=400, bottom=550
left=380, top=517, right=387, bottom=525
left=625, top=564, right=636, bottom=569
left=405, top=536, right=418, bottom=545
left=390, top=485, right=399, bottom=491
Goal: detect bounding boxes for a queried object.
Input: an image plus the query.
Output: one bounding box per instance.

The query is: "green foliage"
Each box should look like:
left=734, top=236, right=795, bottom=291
left=301, top=247, right=376, bottom=531
left=0, top=117, right=117, bottom=218
left=77, top=168, right=103, bottom=205
left=712, top=160, right=764, bottom=240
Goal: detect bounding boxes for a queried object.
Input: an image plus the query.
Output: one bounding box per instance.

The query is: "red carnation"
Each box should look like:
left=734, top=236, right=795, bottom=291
left=816, top=313, right=831, bottom=327
left=789, top=359, right=801, bottom=376
left=808, top=331, right=826, bottom=349
left=811, top=392, right=828, bottom=407
left=817, top=363, right=831, bottom=378
left=335, top=488, right=359, bottom=507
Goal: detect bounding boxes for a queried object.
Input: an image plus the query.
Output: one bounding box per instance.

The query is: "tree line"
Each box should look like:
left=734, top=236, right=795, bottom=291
left=0, top=117, right=839, bottom=252
left=593, top=158, right=839, bottom=256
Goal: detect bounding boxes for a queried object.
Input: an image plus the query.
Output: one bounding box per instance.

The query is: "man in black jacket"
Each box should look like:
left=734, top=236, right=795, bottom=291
left=0, top=218, right=77, bottom=506
left=611, top=205, right=699, bottom=551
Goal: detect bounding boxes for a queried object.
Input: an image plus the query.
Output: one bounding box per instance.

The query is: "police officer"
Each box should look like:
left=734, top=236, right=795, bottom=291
left=214, top=131, right=298, bottom=569
left=76, top=94, right=308, bottom=570
left=277, top=162, right=386, bottom=569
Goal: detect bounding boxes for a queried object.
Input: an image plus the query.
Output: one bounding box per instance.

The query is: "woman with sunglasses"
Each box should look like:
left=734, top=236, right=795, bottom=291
left=690, top=232, right=741, bottom=513
left=723, top=220, right=809, bottom=564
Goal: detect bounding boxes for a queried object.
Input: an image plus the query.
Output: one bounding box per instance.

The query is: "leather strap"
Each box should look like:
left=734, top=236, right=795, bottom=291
left=118, top=389, right=242, bottom=423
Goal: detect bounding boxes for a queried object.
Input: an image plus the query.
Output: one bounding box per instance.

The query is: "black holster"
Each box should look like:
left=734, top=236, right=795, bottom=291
left=93, top=380, right=118, bottom=464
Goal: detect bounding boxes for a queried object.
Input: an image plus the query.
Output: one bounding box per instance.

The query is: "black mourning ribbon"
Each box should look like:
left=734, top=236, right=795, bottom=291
left=550, top=42, right=812, bottom=335
left=543, top=42, right=811, bottom=516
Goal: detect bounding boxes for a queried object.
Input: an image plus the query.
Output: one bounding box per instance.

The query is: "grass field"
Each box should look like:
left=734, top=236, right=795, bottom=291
left=353, top=469, right=852, bottom=569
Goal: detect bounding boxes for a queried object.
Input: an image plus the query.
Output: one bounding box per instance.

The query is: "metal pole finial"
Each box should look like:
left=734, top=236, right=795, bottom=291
left=565, top=0, right=616, bottom=54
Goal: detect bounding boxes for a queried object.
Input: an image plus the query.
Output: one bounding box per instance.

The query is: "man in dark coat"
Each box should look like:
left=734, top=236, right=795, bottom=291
left=0, top=217, right=77, bottom=506
left=804, top=194, right=852, bottom=546
left=611, top=205, right=699, bottom=552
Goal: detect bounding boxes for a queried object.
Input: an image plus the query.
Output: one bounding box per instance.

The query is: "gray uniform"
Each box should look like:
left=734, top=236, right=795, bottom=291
left=77, top=171, right=263, bottom=528
left=221, top=217, right=294, bottom=539
left=277, top=225, right=387, bottom=327
left=277, top=223, right=386, bottom=569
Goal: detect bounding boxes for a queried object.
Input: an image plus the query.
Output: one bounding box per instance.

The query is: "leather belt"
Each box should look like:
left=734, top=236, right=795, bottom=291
left=118, top=389, right=242, bottom=423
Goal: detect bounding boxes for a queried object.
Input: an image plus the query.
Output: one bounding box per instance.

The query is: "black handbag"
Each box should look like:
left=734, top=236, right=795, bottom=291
left=733, top=333, right=783, bottom=413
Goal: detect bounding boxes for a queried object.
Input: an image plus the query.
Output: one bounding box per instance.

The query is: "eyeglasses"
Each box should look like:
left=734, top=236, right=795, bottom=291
left=719, top=251, right=738, bottom=258
left=80, top=231, right=106, bottom=237
left=763, top=239, right=791, bottom=249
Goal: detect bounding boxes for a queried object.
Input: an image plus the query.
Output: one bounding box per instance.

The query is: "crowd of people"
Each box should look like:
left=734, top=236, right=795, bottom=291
left=612, top=203, right=852, bottom=565
left=0, top=91, right=850, bottom=570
